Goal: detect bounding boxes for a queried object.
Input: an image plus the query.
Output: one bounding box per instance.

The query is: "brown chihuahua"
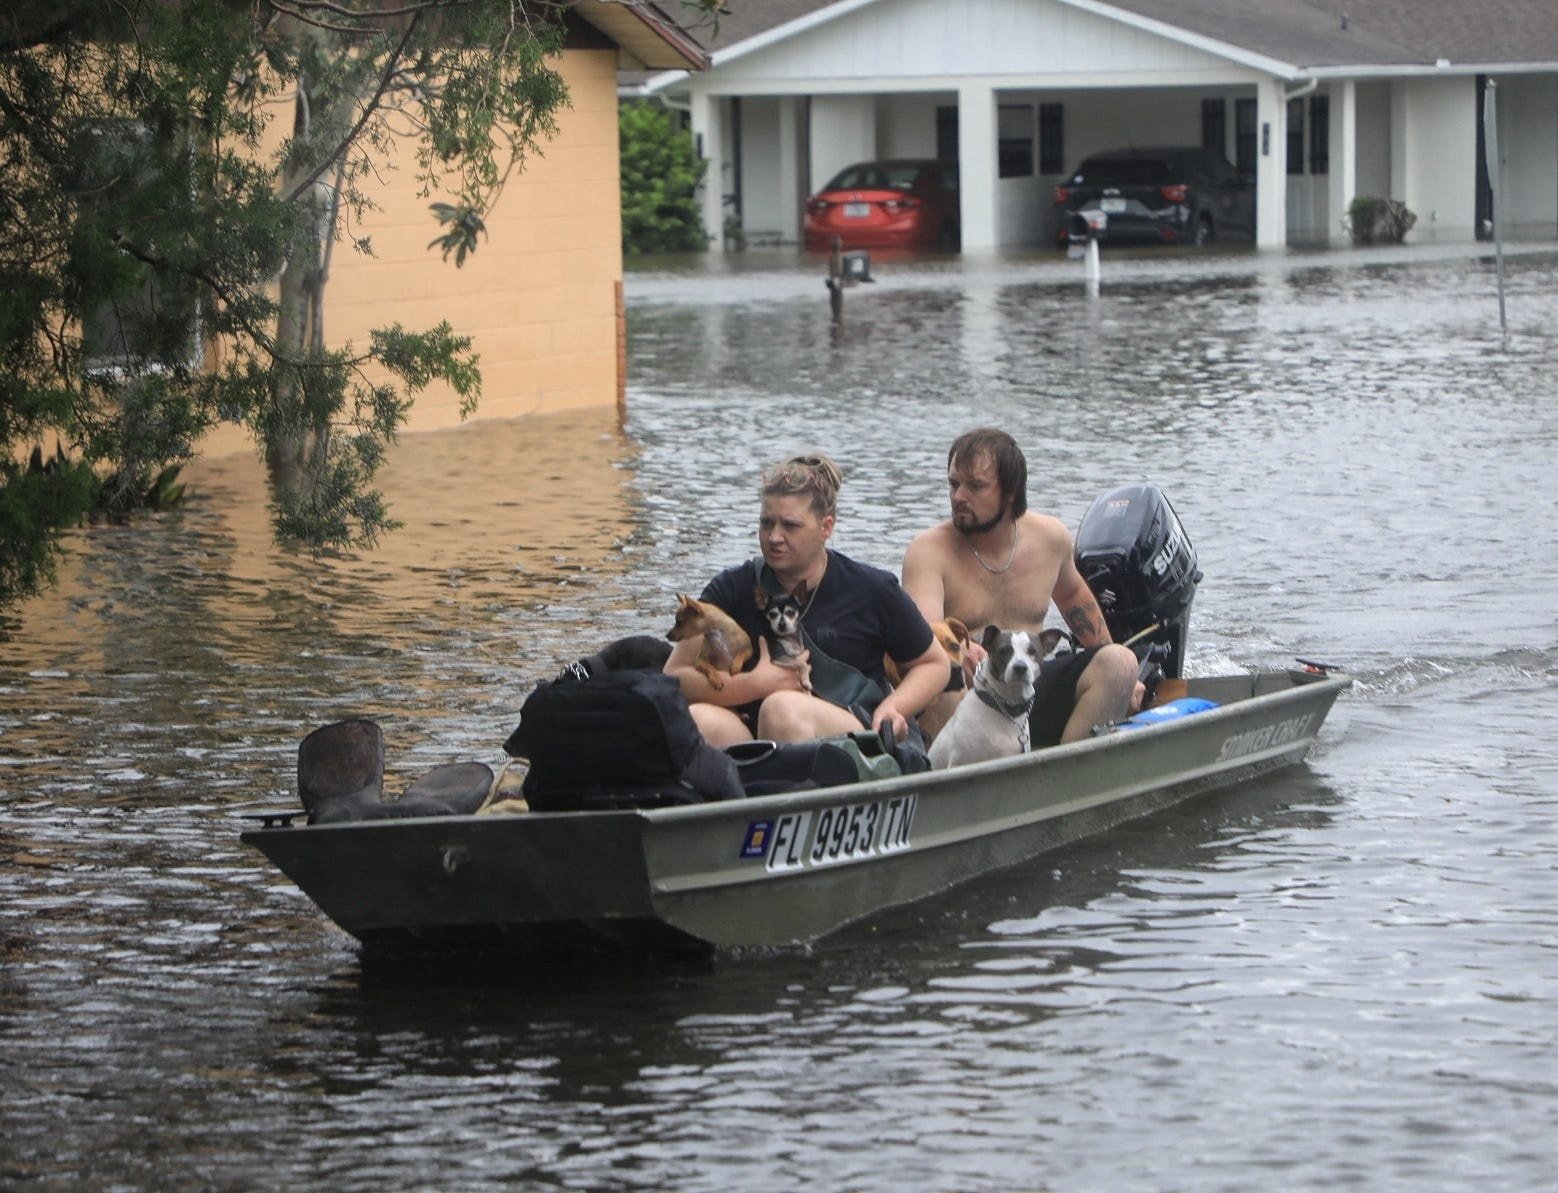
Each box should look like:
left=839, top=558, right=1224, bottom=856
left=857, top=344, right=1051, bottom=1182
left=667, top=594, right=753, bottom=689
left=884, top=616, right=971, bottom=689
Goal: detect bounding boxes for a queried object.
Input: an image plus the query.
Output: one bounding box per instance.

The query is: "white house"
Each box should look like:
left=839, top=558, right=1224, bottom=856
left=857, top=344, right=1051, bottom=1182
left=640, top=0, right=1558, bottom=249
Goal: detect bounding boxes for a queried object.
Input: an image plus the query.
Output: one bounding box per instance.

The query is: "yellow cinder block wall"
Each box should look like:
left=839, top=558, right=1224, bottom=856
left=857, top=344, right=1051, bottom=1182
left=203, top=48, right=624, bottom=457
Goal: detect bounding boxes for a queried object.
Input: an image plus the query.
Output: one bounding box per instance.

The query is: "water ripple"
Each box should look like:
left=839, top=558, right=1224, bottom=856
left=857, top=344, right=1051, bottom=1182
left=4, top=248, right=1558, bottom=1192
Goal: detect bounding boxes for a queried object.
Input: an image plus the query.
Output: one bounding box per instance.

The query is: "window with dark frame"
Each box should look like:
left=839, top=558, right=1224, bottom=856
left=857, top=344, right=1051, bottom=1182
left=1039, top=103, right=1064, bottom=174
left=997, top=103, right=1033, bottom=178
left=1287, top=97, right=1305, bottom=175
left=1235, top=98, right=1257, bottom=175
left=936, top=104, right=959, bottom=163
left=73, top=121, right=202, bottom=375
left=1202, top=98, right=1227, bottom=156
left=1308, top=94, right=1330, bottom=174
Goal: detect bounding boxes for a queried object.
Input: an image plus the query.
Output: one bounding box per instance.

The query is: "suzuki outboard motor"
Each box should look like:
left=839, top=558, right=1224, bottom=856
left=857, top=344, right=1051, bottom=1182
left=1074, top=484, right=1201, bottom=679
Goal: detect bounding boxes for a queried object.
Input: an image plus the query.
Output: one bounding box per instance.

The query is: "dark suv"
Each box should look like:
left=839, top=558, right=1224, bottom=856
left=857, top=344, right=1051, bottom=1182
left=1053, top=146, right=1254, bottom=246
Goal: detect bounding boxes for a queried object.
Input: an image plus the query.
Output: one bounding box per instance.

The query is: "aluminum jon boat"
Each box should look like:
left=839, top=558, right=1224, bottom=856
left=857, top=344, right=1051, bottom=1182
left=241, top=665, right=1348, bottom=954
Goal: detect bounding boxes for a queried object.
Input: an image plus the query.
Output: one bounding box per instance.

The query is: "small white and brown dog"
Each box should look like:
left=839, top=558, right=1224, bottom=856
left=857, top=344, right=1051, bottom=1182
left=928, top=625, right=1067, bottom=770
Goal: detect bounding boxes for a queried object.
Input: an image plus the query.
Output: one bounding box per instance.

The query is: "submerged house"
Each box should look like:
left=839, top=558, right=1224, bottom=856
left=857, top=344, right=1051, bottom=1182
left=331, top=2, right=706, bottom=430
left=638, top=0, right=1558, bottom=250
left=191, top=2, right=707, bottom=451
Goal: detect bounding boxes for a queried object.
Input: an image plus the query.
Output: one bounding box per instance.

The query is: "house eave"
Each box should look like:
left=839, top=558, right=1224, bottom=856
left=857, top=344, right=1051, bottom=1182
left=1306, top=59, right=1558, bottom=80
left=573, top=0, right=709, bottom=72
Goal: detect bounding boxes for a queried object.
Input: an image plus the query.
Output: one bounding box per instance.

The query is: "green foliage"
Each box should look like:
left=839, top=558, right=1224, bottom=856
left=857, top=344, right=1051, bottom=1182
left=620, top=101, right=709, bottom=254
left=428, top=203, right=488, bottom=267
left=0, top=447, right=97, bottom=610
left=1346, top=196, right=1418, bottom=246
left=0, top=0, right=643, bottom=610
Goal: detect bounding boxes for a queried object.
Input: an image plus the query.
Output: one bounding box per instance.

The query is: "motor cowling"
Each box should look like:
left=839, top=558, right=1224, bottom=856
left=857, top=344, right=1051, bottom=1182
left=1074, top=484, right=1201, bottom=679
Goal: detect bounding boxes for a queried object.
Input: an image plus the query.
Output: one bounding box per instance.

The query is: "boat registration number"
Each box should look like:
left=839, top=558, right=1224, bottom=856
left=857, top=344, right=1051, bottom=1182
left=761, top=794, right=917, bottom=872
left=843, top=202, right=871, bottom=218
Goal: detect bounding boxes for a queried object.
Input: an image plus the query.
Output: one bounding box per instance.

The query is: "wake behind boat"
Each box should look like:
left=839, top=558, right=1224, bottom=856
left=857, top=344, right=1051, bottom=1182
left=240, top=483, right=1349, bottom=954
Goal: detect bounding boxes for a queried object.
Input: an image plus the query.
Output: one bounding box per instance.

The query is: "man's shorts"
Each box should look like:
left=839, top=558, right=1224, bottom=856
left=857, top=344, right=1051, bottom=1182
left=1028, top=646, right=1103, bottom=749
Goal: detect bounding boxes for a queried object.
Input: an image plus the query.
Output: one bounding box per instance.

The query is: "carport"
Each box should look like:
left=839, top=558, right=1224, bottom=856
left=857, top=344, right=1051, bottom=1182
left=640, top=0, right=1558, bottom=251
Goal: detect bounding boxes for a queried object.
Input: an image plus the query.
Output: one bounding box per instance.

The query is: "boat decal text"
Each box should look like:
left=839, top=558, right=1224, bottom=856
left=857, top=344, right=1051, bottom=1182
left=1216, top=713, right=1315, bottom=762
left=760, top=794, right=918, bottom=872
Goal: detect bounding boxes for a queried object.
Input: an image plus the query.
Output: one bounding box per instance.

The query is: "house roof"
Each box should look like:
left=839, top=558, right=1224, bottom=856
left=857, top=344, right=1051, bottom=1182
left=1100, top=0, right=1558, bottom=69
left=573, top=0, right=710, bottom=71
left=670, top=0, right=1558, bottom=73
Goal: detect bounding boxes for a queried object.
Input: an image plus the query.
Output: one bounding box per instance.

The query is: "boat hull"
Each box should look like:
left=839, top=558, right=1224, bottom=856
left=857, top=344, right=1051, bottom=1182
left=243, top=670, right=1347, bottom=951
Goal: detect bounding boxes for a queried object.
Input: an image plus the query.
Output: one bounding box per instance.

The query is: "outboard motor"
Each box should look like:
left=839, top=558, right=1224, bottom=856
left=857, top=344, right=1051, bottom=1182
left=1074, top=484, right=1201, bottom=679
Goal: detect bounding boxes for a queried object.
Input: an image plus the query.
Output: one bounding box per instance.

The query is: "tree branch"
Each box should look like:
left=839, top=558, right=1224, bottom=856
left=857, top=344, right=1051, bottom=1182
left=280, top=11, right=422, bottom=204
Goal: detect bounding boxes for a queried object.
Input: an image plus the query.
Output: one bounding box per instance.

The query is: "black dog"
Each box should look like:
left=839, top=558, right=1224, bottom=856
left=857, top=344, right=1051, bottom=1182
left=555, top=634, right=673, bottom=684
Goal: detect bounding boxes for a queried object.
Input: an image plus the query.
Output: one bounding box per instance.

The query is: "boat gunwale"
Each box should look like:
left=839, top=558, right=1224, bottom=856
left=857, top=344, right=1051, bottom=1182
left=238, top=669, right=1349, bottom=842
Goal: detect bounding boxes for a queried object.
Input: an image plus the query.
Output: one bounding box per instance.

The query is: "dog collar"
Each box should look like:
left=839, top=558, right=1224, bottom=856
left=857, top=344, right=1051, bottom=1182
left=975, top=688, right=1034, bottom=721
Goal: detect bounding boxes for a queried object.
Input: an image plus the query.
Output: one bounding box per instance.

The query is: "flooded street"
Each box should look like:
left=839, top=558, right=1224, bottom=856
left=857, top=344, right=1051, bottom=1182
left=4, top=243, right=1557, bottom=1191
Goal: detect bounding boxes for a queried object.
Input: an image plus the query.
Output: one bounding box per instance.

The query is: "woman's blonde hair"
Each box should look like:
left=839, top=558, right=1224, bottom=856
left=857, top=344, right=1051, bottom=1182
left=761, top=453, right=842, bottom=518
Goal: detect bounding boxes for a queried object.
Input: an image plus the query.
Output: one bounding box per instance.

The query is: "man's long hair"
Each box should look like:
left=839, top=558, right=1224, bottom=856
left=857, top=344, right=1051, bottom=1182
left=948, top=428, right=1027, bottom=517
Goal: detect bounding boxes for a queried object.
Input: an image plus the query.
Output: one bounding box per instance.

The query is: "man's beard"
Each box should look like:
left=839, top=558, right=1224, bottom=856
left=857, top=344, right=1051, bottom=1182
left=955, top=506, right=1007, bottom=536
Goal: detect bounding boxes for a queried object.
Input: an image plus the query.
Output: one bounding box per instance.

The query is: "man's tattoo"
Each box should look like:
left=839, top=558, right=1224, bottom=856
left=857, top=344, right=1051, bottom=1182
left=1062, top=603, right=1103, bottom=641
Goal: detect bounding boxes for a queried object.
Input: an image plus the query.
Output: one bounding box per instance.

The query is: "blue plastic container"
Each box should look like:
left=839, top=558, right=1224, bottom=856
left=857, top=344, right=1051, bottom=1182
left=1115, top=696, right=1220, bottom=730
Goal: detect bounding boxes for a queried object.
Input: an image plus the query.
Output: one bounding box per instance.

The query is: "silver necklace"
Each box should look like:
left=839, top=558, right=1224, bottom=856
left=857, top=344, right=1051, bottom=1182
left=965, top=523, right=1018, bottom=575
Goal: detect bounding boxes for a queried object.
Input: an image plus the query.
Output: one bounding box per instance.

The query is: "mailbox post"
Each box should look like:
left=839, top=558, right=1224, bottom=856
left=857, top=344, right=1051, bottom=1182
left=826, top=236, right=874, bottom=324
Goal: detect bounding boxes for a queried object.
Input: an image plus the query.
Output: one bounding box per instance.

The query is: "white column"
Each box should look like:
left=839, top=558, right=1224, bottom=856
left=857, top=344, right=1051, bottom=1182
left=777, top=97, right=802, bottom=243
left=1255, top=77, right=1289, bottom=248
left=1389, top=80, right=1408, bottom=204
left=1329, top=80, right=1357, bottom=245
left=958, top=84, right=997, bottom=251
left=690, top=90, right=724, bottom=253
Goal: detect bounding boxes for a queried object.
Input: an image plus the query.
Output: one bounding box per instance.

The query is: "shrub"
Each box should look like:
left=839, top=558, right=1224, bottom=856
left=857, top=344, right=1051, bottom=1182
left=620, top=101, right=709, bottom=253
left=1347, top=197, right=1418, bottom=246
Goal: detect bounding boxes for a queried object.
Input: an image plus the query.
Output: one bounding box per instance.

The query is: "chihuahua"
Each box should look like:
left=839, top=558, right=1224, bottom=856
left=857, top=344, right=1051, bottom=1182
left=666, top=594, right=753, bottom=690
left=754, top=582, right=812, bottom=693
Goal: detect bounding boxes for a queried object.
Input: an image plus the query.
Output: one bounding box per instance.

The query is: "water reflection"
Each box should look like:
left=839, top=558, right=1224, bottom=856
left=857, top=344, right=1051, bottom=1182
left=4, top=245, right=1558, bottom=1191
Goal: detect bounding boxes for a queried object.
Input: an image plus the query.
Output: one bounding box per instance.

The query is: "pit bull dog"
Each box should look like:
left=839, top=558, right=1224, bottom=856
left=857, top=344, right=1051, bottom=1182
left=927, top=625, right=1066, bottom=770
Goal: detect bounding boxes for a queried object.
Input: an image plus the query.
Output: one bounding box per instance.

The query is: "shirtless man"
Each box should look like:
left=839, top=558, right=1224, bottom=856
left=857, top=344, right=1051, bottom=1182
left=901, top=427, right=1140, bottom=746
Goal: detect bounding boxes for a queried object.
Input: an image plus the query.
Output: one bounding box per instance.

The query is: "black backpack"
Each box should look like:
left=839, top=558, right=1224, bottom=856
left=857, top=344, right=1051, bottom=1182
left=504, top=671, right=744, bottom=811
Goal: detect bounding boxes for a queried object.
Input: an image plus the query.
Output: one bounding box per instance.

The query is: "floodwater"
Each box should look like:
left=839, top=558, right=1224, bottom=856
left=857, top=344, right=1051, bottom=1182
left=3, top=242, right=1557, bottom=1191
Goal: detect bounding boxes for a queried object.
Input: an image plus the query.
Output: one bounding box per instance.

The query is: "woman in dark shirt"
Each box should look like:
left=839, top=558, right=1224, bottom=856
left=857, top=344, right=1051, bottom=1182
left=665, top=453, right=948, bottom=748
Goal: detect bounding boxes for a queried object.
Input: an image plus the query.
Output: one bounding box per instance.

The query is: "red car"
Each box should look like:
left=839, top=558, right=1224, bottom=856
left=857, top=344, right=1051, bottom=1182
left=804, top=159, right=960, bottom=251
